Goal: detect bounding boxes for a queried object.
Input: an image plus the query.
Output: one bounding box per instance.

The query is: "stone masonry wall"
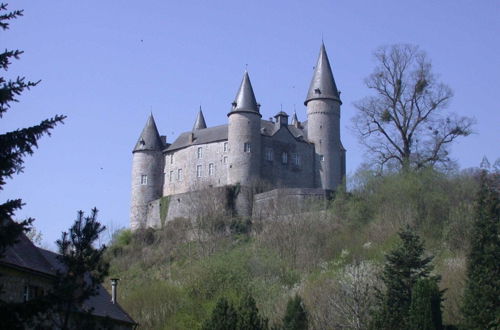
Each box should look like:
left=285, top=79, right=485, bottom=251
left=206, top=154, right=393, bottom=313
left=163, top=141, right=229, bottom=196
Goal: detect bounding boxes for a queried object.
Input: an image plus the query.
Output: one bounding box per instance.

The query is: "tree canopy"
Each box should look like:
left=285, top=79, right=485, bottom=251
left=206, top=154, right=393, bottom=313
left=462, top=171, right=500, bottom=329
left=353, top=44, right=474, bottom=172
left=0, top=2, right=65, bottom=256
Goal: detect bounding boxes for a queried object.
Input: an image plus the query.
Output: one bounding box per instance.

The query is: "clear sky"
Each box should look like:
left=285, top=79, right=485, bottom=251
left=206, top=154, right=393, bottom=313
left=3, top=0, right=499, bottom=248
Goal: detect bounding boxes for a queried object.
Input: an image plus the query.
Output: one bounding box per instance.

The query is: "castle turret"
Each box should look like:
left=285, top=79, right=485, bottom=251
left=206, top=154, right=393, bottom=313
left=130, top=114, right=165, bottom=230
left=305, top=43, right=345, bottom=191
left=227, top=71, right=262, bottom=185
left=193, top=107, right=207, bottom=130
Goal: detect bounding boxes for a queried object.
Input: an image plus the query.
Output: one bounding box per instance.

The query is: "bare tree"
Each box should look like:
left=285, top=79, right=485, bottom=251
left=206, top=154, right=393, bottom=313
left=330, top=260, right=380, bottom=330
left=353, top=44, right=474, bottom=171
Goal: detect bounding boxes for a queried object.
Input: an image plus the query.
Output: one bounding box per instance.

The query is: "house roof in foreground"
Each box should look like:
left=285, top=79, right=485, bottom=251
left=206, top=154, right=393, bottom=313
left=0, top=228, right=136, bottom=326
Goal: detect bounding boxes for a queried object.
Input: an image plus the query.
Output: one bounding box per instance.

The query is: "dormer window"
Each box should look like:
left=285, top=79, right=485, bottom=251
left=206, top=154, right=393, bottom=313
left=314, top=88, right=321, bottom=94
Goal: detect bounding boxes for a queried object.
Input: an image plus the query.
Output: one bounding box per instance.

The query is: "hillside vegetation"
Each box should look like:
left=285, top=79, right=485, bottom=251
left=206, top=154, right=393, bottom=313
left=106, top=168, right=486, bottom=329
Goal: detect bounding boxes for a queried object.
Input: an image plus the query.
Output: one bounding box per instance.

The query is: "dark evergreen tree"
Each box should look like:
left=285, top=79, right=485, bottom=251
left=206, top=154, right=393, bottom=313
left=45, top=208, right=109, bottom=329
left=462, top=171, right=500, bottom=329
left=237, top=293, right=268, bottom=330
left=202, top=297, right=238, bottom=330
left=371, top=226, right=436, bottom=330
left=282, top=295, right=308, bottom=330
left=0, top=3, right=65, bottom=327
left=408, top=278, right=443, bottom=330
left=0, top=2, right=65, bottom=257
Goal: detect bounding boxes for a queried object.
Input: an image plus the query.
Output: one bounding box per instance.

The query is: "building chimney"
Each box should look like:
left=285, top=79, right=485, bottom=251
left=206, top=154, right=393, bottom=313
left=111, top=278, right=119, bottom=304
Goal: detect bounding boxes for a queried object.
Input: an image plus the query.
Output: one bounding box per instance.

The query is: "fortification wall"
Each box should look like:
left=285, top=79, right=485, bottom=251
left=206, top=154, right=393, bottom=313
left=252, top=188, right=327, bottom=219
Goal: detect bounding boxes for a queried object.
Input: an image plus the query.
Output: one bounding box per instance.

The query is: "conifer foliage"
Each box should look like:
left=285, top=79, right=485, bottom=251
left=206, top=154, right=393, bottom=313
left=203, top=294, right=268, bottom=330
left=0, top=2, right=65, bottom=256
left=282, top=295, right=308, bottom=330
left=47, top=208, right=109, bottom=329
left=371, top=226, right=437, bottom=330
left=462, top=171, right=500, bottom=329
left=408, top=278, right=443, bottom=330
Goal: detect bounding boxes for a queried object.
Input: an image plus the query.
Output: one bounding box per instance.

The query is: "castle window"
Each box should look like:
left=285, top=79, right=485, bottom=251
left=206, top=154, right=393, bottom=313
left=209, top=163, right=214, bottom=176
left=196, top=165, right=202, bottom=178
left=140, top=175, right=148, bottom=185
left=292, top=153, right=300, bottom=166
left=170, top=154, right=174, bottom=164
left=177, top=169, right=183, bottom=181
left=169, top=171, right=173, bottom=182
left=197, top=147, right=203, bottom=159
left=244, top=143, right=251, bottom=153
left=265, top=148, right=273, bottom=161
left=281, top=152, right=288, bottom=164
left=320, top=155, right=325, bottom=162
left=223, top=142, right=228, bottom=152
left=223, top=156, right=228, bottom=164
left=24, top=285, right=43, bottom=302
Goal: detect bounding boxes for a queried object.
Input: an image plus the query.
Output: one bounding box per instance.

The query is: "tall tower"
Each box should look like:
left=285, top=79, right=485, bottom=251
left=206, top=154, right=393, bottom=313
left=305, top=43, right=345, bottom=191
left=227, top=71, right=262, bottom=185
left=130, top=114, right=165, bottom=230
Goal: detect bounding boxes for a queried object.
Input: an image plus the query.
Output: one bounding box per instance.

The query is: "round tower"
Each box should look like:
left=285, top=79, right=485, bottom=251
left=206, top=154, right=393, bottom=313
left=305, top=43, right=344, bottom=191
left=227, top=71, right=262, bottom=186
left=130, top=114, right=165, bottom=230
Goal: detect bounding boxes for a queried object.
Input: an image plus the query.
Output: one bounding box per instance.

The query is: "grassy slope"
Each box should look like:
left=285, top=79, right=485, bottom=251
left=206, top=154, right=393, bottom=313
left=106, top=169, right=480, bottom=329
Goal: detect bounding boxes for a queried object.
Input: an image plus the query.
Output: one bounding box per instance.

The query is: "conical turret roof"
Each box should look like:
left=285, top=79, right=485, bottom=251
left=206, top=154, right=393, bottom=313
left=304, top=43, right=341, bottom=105
left=228, top=71, right=260, bottom=116
left=133, top=114, right=164, bottom=152
left=193, top=107, right=207, bottom=130
left=291, top=112, right=299, bottom=126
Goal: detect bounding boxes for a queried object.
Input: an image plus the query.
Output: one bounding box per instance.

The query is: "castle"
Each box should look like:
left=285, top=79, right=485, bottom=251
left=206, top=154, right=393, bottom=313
left=130, top=43, right=345, bottom=230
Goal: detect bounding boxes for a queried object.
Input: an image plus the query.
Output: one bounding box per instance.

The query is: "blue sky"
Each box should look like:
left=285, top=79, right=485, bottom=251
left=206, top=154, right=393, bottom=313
left=3, top=0, right=499, bottom=247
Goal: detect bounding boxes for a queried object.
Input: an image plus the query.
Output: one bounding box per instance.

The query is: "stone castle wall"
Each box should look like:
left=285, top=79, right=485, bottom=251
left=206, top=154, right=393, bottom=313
left=163, top=141, right=229, bottom=196
left=144, top=186, right=327, bottom=228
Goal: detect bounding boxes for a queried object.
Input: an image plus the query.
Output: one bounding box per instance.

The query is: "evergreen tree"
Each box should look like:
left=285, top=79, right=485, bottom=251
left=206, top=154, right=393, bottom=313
left=202, top=297, right=238, bottom=330
left=46, top=208, right=109, bottom=329
left=371, top=226, right=436, bottom=330
left=462, top=171, right=500, bottom=329
left=282, top=295, right=308, bottom=330
left=0, top=2, right=65, bottom=257
left=237, top=293, right=268, bottom=330
left=408, top=278, right=443, bottom=330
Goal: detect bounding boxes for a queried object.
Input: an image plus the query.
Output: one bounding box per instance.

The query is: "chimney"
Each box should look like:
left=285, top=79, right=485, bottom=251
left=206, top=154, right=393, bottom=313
left=111, top=278, right=119, bottom=304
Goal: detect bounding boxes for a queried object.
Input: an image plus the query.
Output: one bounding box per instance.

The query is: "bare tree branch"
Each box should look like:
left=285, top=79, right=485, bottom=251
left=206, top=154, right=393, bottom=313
left=353, top=44, right=474, bottom=171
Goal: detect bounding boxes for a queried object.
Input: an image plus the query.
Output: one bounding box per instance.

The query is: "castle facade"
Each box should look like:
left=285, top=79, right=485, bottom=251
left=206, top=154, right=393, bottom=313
left=130, top=44, right=345, bottom=230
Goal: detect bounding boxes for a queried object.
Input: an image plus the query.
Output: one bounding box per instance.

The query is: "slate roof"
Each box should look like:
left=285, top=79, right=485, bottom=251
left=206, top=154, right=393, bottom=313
left=0, top=230, right=136, bottom=326
left=305, top=43, right=341, bottom=105
left=38, top=249, right=136, bottom=325
left=166, top=119, right=309, bottom=152
left=0, top=228, right=55, bottom=276
left=229, top=71, right=260, bottom=115
left=133, top=113, right=164, bottom=152
left=193, top=108, right=207, bottom=131
left=166, top=124, right=228, bottom=152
